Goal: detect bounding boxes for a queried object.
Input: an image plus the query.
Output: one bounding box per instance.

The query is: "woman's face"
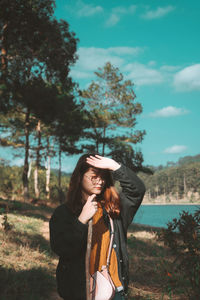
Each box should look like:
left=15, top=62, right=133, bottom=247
left=81, top=167, right=105, bottom=198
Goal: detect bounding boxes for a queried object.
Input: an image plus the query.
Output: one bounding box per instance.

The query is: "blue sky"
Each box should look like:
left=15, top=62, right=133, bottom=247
left=1, top=0, right=200, bottom=172
left=54, top=0, right=200, bottom=170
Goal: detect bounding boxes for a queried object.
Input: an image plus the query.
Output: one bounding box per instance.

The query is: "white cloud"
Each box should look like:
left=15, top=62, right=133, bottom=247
left=70, top=69, right=91, bottom=79
left=124, top=62, right=163, bottom=86
left=158, top=65, right=181, bottom=84
left=66, top=0, right=103, bottom=17
left=148, top=61, right=157, bottom=67
left=71, top=46, right=143, bottom=80
left=106, top=5, right=137, bottom=27
left=106, top=14, right=120, bottom=27
left=78, top=5, right=103, bottom=17
left=107, top=47, right=142, bottom=56
left=141, top=6, right=175, bottom=20
left=112, top=5, right=136, bottom=15
left=77, top=47, right=124, bottom=70
left=173, top=64, right=200, bottom=92
left=160, top=65, right=180, bottom=72
left=164, top=145, right=188, bottom=154
left=70, top=47, right=182, bottom=88
left=149, top=106, right=190, bottom=118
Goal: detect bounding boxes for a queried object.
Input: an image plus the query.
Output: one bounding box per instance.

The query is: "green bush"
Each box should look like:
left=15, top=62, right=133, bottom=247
left=157, top=208, right=200, bottom=299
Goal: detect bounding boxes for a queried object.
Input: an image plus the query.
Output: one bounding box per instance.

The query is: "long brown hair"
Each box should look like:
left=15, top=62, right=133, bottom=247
left=66, top=153, right=121, bottom=218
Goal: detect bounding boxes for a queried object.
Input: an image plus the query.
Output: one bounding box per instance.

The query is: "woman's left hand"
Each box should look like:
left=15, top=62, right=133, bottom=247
left=86, top=155, right=121, bottom=171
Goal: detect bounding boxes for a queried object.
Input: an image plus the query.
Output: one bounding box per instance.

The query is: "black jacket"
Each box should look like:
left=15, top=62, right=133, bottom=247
left=49, top=165, right=145, bottom=300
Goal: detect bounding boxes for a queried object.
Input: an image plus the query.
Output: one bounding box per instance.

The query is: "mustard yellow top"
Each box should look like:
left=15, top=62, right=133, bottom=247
left=89, top=203, right=122, bottom=288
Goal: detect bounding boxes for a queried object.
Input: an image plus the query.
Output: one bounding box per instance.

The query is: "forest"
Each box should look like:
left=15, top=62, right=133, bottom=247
left=139, top=154, right=200, bottom=203
left=0, top=0, right=146, bottom=203
left=0, top=153, right=200, bottom=204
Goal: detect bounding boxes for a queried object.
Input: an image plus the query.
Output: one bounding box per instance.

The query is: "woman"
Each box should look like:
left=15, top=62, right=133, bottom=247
left=49, top=154, right=145, bottom=300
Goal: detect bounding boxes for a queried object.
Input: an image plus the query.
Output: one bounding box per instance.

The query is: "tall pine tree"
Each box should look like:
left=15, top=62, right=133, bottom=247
left=80, top=62, right=146, bottom=171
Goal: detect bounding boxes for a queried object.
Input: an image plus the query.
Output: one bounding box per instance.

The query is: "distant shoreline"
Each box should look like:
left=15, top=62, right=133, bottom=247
left=141, top=202, right=200, bottom=206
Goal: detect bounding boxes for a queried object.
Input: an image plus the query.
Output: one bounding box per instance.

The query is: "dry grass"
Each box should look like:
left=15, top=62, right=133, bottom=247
left=0, top=201, right=60, bottom=300
left=0, top=200, right=189, bottom=300
left=127, top=224, right=188, bottom=300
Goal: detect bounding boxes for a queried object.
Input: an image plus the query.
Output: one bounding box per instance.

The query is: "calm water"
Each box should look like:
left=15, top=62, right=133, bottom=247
left=133, top=204, right=200, bottom=228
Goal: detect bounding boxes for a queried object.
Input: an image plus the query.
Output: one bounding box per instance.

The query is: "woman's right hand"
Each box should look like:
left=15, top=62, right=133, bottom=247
left=78, top=194, right=98, bottom=224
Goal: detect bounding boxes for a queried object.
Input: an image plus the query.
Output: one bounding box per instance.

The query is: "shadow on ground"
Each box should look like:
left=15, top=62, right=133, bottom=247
left=0, top=266, right=56, bottom=300
left=127, top=231, right=187, bottom=299
left=7, top=228, right=55, bottom=257
left=0, top=199, right=55, bottom=221
left=129, top=222, right=164, bottom=233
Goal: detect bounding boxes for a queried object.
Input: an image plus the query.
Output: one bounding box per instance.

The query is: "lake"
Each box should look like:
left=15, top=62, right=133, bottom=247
left=133, top=204, right=200, bottom=228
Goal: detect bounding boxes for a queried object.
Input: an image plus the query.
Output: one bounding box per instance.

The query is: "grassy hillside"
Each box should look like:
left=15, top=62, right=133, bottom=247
left=0, top=199, right=189, bottom=300
left=139, top=161, right=200, bottom=203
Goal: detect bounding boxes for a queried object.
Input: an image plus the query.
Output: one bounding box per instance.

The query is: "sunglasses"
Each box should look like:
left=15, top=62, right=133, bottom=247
left=84, top=174, right=105, bottom=185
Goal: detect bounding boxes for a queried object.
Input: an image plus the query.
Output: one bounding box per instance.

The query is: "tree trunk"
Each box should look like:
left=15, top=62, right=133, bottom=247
left=94, top=129, right=99, bottom=153
left=28, top=160, right=32, bottom=179
left=1, top=24, right=8, bottom=79
left=45, top=137, right=51, bottom=200
left=34, top=120, right=41, bottom=199
left=176, top=178, right=179, bottom=200
left=22, top=108, right=30, bottom=200
left=34, top=167, right=39, bottom=198
left=155, top=185, right=159, bottom=198
left=58, top=141, right=64, bottom=203
left=183, top=173, right=187, bottom=198
left=96, top=140, right=99, bottom=153
left=58, top=142, right=62, bottom=191
left=102, top=126, right=106, bottom=156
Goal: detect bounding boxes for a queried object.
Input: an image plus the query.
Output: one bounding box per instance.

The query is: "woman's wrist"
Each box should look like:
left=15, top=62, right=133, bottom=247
left=78, top=213, right=88, bottom=224
left=110, top=161, right=121, bottom=171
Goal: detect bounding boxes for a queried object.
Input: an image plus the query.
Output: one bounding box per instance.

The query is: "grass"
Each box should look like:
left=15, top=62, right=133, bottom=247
left=127, top=224, right=188, bottom=300
left=0, top=199, right=189, bottom=300
left=0, top=200, right=58, bottom=300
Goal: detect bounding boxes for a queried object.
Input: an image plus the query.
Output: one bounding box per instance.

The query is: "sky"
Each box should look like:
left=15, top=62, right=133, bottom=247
left=54, top=0, right=200, bottom=170
left=1, top=0, right=200, bottom=172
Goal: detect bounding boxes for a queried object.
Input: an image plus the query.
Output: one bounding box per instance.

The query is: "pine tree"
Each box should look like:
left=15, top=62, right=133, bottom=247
left=80, top=62, right=146, bottom=170
left=0, top=0, right=78, bottom=198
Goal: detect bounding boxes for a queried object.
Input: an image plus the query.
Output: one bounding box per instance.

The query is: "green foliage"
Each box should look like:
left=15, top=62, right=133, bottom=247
left=108, top=140, right=145, bottom=172
left=0, top=0, right=77, bottom=88
left=80, top=62, right=146, bottom=171
left=139, top=160, right=200, bottom=200
left=1, top=214, right=13, bottom=231
left=0, top=0, right=81, bottom=198
left=0, top=164, right=23, bottom=198
left=0, top=162, right=70, bottom=202
left=178, top=154, right=200, bottom=166
left=157, top=209, right=200, bottom=299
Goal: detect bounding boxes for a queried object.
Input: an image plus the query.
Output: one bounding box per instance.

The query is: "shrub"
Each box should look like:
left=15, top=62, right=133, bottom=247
left=157, top=208, right=200, bottom=299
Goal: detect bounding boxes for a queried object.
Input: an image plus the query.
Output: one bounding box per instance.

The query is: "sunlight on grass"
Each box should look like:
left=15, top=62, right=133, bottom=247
left=0, top=202, right=190, bottom=300
left=0, top=210, right=58, bottom=300
left=3, top=213, right=43, bottom=233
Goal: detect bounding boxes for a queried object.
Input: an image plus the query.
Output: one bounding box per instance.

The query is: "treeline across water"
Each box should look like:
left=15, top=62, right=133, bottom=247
left=139, top=154, right=200, bottom=203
